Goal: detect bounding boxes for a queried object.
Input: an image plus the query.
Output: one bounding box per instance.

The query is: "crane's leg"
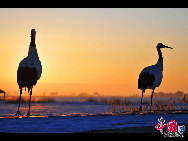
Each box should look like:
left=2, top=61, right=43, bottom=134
left=14, top=89, right=23, bottom=116
left=27, top=88, right=32, bottom=117
left=139, top=90, right=144, bottom=111
left=150, top=90, right=154, bottom=111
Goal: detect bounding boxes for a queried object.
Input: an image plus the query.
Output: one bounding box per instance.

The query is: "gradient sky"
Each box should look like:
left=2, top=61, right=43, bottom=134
left=0, top=8, right=188, bottom=96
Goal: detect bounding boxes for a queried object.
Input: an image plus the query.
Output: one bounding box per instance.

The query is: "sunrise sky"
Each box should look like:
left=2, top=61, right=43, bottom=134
left=0, top=8, right=188, bottom=96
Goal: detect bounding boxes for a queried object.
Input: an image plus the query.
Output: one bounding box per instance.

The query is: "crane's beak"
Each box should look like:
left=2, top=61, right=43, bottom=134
left=163, top=46, right=173, bottom=49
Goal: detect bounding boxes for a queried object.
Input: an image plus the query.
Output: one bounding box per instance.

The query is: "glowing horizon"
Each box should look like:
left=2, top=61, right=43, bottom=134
left=0, top=8, right=188, bottom=97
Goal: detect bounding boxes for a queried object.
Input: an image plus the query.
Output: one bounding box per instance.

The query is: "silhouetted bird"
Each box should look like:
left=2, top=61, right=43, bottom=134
left=15, top=29, right=42, bottom=116
left=138, top=43, right=173, bottom=111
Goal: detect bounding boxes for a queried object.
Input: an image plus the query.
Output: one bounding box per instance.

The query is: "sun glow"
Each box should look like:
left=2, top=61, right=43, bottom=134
left=0, top=8, right=188, bottom=96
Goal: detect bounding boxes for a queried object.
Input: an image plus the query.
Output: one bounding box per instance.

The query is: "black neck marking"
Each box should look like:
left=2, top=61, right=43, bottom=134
left=157, top=47, right=163, bottom=61
left=30, top=32, right=36, bottom=47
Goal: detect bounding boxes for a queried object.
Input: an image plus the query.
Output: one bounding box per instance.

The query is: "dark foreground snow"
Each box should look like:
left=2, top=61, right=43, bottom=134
left=0, top=113, right=188, bottom=133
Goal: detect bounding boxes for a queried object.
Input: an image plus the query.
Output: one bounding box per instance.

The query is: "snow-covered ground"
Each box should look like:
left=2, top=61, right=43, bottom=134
left=0, top=97, right=188, bottom=133
left=0, top=113, right=188, bottom=133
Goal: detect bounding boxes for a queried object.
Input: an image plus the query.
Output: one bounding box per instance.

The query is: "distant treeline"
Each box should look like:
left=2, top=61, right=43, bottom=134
left=153, top=91, right=187, bottom=98
left=5, top=97, right=56, bottom=104
left=133, top=91, right=188, bottom=98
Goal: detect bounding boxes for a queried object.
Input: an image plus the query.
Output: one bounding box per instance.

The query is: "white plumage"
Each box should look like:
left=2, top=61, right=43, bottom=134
left=19, top=45, right=42, bottom=80
left=141, top=60, right=163, bottom=90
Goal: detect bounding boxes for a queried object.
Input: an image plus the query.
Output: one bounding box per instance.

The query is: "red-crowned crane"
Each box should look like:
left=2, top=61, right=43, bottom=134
left=138, top=43, right=173, bottom=111
left=15, top=29, right=42, bottom=116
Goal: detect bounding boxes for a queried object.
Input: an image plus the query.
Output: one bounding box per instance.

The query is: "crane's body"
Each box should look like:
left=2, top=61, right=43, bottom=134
left=15, top=29, right=42, bottom=116
left=138, top=43, right=173, bottom=111
left=138, top=58, right=163, bottom=92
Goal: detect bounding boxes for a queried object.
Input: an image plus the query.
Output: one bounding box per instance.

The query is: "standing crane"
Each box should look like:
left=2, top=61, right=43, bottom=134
left=138, top=43, right=173, bottom=111
left=15, top=29, right=42, bottom=117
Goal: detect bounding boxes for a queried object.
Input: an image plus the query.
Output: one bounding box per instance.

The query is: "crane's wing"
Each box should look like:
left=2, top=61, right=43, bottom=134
left=138, top=63, right=163, bottom=91
left=138, top=71, right=155, bottom=91
left=18, top=57, right=42, bottom=80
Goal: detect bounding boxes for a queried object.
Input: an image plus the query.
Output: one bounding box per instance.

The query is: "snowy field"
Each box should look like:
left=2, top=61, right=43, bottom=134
left=0, top=113, right=188, bottom=133
left=0, top=97, right=188, bottom=133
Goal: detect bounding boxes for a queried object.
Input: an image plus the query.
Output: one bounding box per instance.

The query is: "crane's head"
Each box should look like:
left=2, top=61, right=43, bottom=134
left=157, top=43, right=173, bottom=49
left=30, top=29, right=36, bottom=46
left=31, top=29, right=36, bottom=38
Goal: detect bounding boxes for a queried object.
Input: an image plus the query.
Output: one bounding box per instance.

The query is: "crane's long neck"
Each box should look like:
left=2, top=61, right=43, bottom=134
left=30, top=30, right=36, bottom=47
left=156, top=47, right=163, bottom=71
left=28, top=29, right=38, bottom=58
left=157, top=47, right=163, bottom=61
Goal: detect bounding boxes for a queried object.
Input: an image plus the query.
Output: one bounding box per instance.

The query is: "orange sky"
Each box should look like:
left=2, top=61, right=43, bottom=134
left=0, top=8, right=188, bottom=96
